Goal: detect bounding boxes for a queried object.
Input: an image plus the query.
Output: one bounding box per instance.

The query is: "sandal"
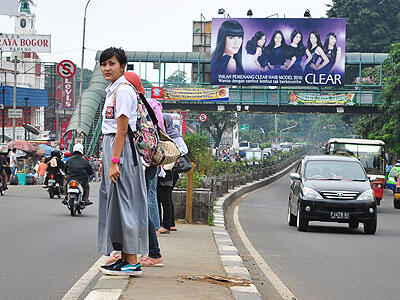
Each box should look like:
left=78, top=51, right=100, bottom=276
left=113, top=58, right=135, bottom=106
left=170, top=227, right=177, bottom=231
left=159, top=227, right=170, bottom=234
left=106, top=254, right=122, bottom=264
left=140, top=257, right=164, bottom=267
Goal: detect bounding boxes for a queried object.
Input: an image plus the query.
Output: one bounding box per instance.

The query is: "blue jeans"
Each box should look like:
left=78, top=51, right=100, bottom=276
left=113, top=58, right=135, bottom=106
left=145, top=166, right=161, bottom=259
left=145, top=166, right=160, bottom=229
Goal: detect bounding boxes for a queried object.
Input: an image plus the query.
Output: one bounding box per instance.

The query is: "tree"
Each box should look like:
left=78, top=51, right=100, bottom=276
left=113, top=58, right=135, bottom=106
left=354, top=43, right=400, bottom=157
left=201, top=112, right=237, bottom=148
left=75, top=68, right=93, bottom=96
left=326, top=0, right=400, bottom=53
left=164, top=70, right=187, bottom=86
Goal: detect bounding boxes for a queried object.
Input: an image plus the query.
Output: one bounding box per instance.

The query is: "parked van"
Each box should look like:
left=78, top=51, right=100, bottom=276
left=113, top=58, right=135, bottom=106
left=238, top=141, right=250, bottom=158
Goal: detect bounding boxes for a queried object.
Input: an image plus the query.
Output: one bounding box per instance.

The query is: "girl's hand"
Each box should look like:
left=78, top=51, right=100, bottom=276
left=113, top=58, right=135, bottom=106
left=109, top=162, right=121, bottom=183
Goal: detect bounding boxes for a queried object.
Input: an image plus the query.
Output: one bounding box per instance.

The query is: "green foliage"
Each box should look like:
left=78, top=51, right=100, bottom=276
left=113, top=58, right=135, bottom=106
left=260, top=142, right=271, bottom=149
left=326, top=0, right=400, bottom=53
left=184, top=133, right=210, bottom=163
left=208, top=215, right=215, bottom=226
left=202, top=112, right=237, bottom=148
left=177, top=171, right=205, bottom=189
left=76, top=68, right=93, bottom=95
left=354, top=43, right=400, bottom=157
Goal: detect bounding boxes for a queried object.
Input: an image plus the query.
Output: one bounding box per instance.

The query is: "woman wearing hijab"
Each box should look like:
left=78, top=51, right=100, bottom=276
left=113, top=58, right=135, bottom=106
left=157, top=113, right=188, bottom=233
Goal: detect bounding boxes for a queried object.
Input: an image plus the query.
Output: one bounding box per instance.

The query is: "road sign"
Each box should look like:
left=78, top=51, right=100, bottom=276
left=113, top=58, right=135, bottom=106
left=239, top=124, right=250, bottom=132
left=8, top=109, right=23, bottom=119
left=57, top=60, right=76, bottom=78
left=199, top=113, right=207, bottom=122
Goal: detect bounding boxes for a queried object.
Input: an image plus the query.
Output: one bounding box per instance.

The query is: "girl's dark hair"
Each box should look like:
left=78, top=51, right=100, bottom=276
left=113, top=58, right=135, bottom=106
left=211, top=20, right=244, bottom=73
left=307, top=31, right=322, bottom=50
left=265, top=30, right=287, bottom=53
left=245, top=31, right=266, bottom=55
left=290, top=29, right=306, bottom=51
left=100, top=47, right=127, bottom=66
left=323, top=32, right=338, bottom=53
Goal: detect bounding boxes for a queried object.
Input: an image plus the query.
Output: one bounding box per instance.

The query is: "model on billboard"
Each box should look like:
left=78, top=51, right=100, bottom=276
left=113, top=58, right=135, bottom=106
left=284, top=29, right=306, bottom=74
left=265, top=30, right=288, bottom=73
left=210, top=20, right=244, bottom=82
left=320, top=32, right=342, bottom=73
left=303, top=31, right=329, bottom=73
left=245, top=31, right=268, bottom=72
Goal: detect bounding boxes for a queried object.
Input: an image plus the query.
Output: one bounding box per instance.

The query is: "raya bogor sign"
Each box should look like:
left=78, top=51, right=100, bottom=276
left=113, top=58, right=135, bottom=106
left=211, top=18, right=346, bottom=86
left=0, top=33, right=51, bottom=53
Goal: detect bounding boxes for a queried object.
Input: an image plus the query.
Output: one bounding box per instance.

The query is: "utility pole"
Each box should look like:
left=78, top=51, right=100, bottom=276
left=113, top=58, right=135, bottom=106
left=24, top=97, right=28, bottom=140
left=2, top=73, right=5, bottom=143
left=12, top=56, right=18, bottom=146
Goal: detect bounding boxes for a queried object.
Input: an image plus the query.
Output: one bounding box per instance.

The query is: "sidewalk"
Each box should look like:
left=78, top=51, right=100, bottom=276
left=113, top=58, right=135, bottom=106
left=88, top=224, right=235, bottom=300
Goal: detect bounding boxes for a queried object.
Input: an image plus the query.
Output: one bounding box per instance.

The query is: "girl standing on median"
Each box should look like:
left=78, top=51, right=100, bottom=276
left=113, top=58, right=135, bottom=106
left=98, top=47, right=148, bottom=276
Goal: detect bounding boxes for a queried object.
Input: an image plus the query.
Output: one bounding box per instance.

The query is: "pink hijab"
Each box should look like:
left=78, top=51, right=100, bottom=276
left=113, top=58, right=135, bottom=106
left=124, top=71, right=145, bottom=95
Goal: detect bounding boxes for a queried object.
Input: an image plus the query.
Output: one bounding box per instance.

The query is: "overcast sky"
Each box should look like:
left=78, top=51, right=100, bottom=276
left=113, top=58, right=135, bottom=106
left=0, top=0, right=331, bottom=72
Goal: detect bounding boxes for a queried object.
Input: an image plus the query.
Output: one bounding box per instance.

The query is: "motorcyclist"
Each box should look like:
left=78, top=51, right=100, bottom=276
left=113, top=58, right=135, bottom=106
left=63, top=144, right=94, bottom=206
left=44, top=149, right=65, bottom=188
left=0, top=151, right=9, bottom=191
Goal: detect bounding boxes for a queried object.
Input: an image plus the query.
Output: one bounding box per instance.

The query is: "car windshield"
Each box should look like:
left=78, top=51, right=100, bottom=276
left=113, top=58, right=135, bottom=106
left=304, top=160, right=367, bottom=181
left=239, top=142, right=249, bottom=147
left=251, top=143, right=258, bottom=148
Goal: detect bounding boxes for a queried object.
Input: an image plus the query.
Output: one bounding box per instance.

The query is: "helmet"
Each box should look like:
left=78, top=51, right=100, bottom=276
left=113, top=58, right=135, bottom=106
left=73, top=143, right=84, bottom=155
left=64, top=150, right=71, bottom=157
left=51, top=149, right=61, bottom=158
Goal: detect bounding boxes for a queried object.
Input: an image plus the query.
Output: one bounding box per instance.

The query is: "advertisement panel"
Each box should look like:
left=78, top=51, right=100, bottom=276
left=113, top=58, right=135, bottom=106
left=0, top=33, right=51, bottom=53
left=62, top=76, right=75, bottom=109
left=0, top=0, right=18, bottom=16
left=211, top=18, right=346, bottom=86
left=289, top=92, right=355, bottom=105
left=151, top=87, right=229, bottom=101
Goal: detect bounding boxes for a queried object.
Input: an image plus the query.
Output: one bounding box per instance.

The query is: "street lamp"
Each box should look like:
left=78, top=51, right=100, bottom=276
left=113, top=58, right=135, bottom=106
left=77, top=0, right=92, bottom=136
left=218, top=8, right=225, bottom=17
left=279, top=123, right=299, bottom=142
left=247, top=9, right=253, bottom=18
left=304, top=9, right=311, bottom=18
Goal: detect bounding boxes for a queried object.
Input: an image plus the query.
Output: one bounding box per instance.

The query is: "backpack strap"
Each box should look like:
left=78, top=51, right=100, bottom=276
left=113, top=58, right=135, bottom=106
left=111, top=82, right=139, bottom=166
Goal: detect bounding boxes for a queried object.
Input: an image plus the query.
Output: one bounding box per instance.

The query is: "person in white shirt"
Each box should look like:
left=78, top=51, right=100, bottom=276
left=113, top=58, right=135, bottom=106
left=97, top=47, right=148, bottom=277
left=9, top=148, right=17, bottom=176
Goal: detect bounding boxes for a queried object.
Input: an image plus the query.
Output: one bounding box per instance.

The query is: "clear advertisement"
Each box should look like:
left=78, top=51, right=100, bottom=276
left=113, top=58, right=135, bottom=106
left=211, top=18, right=346, bottom=86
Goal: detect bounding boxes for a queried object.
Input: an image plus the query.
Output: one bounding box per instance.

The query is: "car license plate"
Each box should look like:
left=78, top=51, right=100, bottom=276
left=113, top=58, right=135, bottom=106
left=330, top=211, right=349, bottom=219
left=48, top=179, right=55, bottom=183
left=68, top=189, right=79, bottom=193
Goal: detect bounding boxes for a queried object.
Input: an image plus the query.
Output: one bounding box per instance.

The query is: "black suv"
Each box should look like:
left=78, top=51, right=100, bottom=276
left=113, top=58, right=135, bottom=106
left=288, top=155, right=377, bottom=234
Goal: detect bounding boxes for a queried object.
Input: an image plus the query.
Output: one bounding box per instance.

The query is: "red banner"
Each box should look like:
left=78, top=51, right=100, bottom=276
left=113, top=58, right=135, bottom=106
left=62, top=76, right=75, bottom=109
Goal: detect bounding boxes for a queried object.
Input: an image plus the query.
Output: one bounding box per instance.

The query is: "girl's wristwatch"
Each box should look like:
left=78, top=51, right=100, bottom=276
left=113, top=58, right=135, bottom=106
left=111, top=156, right=120, bottom=164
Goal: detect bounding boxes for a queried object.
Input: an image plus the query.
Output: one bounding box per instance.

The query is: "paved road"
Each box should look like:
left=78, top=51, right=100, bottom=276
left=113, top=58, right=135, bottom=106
left=0, top=182, right=101, bottom=300
left=233, top=174, right=400, bottom=300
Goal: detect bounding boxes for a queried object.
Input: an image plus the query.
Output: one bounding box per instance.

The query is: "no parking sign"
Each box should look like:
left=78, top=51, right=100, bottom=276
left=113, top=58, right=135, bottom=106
left=57, top=60, right=76, bottom=78
left=199, top=113, right=207, bottom=122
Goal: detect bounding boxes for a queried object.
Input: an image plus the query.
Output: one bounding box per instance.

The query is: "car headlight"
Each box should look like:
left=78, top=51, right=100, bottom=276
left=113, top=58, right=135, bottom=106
left=302, top=187, right=323, bottom=200
left=357, top=189, right=375, bottom=201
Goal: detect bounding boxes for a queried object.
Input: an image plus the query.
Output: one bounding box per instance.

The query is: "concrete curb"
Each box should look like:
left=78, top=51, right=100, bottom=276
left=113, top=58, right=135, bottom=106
left=212, top=161, right=297, bottom=300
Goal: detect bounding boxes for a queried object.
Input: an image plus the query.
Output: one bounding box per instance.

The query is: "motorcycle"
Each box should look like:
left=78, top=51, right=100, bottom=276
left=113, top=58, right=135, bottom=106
left=48, top=173, right=63, bottom=199
left=66, top=180, right=86, bottom=216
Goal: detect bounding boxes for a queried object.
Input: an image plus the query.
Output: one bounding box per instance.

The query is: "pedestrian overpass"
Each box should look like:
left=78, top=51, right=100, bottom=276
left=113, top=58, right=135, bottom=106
left=66, top=51, right=388, bottom=155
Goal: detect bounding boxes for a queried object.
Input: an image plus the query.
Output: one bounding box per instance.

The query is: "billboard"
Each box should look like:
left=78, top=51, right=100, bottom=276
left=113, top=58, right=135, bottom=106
left=151, top=87, right=229, bottom=101
left=0, top=33, right=51, bottom=53
left=289, top=92, right=355, bottom=106
left=62, top=76, right=75, bottom=109
left=0, top=0, right=18, bottom=16
left=211, top=18, right=346, bottom=86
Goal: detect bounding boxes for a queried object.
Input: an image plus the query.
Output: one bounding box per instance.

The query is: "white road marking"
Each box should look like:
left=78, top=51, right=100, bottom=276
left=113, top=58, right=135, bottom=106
left=61, top=255, right=108, bottom=300
left=234, top=206, right=296, bottom=300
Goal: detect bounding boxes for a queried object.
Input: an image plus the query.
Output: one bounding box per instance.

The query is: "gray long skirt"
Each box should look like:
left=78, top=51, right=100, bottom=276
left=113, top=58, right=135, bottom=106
left=98, top=134, right=148, bottom=255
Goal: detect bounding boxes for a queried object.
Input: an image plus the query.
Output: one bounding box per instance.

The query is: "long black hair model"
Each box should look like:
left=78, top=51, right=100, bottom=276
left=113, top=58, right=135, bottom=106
left=290, top=29, right=306, bottom=52
left=323, top=32, right=338, bottom=54
left=245, top=31, right=266, bottom=55
left=307, top=30, right=322, bottom=50
left=211, top=20, right=244, bottom=72
left=265, top=30, right=287, bottom=52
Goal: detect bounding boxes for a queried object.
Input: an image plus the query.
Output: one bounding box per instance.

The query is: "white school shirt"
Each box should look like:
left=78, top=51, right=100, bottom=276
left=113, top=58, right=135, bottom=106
left=102, top=75, right=138, bottom=135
